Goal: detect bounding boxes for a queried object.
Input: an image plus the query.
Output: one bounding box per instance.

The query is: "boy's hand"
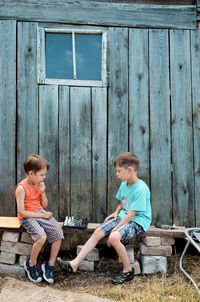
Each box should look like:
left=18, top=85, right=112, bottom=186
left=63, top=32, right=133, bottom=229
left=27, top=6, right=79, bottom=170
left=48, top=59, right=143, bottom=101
left=42, top=211, right=53, bottom=219
left=39, top=182, right=46, bottom=193
left=104, top=212, right=118, bottom=222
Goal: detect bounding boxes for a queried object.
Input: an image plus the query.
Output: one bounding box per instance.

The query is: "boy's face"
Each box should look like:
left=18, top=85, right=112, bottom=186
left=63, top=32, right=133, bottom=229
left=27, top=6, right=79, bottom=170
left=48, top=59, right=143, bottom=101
left=29, top=168, right=47, bottom=185
left=115, top=165, right=133, bottom=182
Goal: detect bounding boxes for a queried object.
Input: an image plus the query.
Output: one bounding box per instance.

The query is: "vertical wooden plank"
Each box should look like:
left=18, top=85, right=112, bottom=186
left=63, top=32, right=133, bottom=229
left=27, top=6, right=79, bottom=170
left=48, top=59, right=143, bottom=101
left=59, top=86, right=70, bottom=220
left=107, top=28, right=129, bottom=214
left=170, top=30, right=194, bottom=227
left=129, top=28, right=149, bottom=186
left=39, top=85, right=59, bottom=218
left=191, top=29, right=200, bottom=226
left=199, top=23, right=200, bottom=55
left=0, top=20, right=16, bottom=216
left=92, top=87, right=107, bottom=222
left=149, top=29, right=172, bottom=225
left=70, top=87, right=92, bottom=220
left=17, top=22, right=38, bottom=181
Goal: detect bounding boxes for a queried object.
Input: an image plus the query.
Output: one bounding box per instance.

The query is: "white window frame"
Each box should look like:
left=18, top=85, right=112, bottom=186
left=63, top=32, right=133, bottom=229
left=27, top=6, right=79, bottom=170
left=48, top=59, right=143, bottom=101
left=37, top=25, right=108, bottom=87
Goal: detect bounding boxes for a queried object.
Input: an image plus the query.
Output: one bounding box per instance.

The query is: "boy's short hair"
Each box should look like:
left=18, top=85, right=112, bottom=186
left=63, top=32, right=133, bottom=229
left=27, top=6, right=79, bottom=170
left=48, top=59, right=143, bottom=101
left=24, top=154, right=49, bottom=174
left=114, top=152, right=139, bottom=170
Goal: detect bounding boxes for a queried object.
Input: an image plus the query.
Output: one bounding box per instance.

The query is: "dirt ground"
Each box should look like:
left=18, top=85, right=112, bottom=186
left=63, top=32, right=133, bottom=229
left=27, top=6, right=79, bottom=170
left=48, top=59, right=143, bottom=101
left=0, top=243, right=200, bottom=301
left=0, top=246, right=120, bottom=301
left=0, top=252, right=120, bottom=302
left=0, top=277, right=115, bottom=302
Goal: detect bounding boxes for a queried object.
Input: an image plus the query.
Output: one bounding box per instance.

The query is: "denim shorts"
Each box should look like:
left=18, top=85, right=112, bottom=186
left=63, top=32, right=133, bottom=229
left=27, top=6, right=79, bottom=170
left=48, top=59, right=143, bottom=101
left=21, top=211, right=64, bottom=244
left=100, top=217, right=144, bottom=241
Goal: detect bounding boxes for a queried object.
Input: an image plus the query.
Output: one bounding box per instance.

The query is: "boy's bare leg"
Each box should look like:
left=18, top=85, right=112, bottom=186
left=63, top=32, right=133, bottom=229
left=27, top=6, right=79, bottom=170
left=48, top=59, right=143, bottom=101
left=108, top=231, right=132, bottom=273
left=70, top=228, right=105, bottom=272
left=49, top=239, right=62, bottom=266
left=29, top=235, right=47, bottom=266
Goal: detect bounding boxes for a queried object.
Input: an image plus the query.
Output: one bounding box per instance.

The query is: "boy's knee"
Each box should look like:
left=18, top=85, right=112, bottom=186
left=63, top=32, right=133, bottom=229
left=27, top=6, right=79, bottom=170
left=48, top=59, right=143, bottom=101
left=37, top=234, right=47, bottom=245
left=108, top=231, right=120, bottom=245
left=93, top=227, right=105, bottom=239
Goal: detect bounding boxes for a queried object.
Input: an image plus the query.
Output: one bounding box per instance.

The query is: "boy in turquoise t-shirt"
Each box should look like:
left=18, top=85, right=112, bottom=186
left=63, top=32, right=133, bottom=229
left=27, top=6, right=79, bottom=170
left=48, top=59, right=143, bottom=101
left=116, top=179, right=151, bottom=233
left=58, top=152, right=151, bottom=284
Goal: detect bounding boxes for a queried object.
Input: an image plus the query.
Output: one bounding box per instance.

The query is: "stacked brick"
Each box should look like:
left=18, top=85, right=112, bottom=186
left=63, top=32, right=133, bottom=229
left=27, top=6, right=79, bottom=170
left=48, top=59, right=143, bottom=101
left=77, top=245, right=99, bottom=271
left=119, top=245, right=141, bottom=275
left=139, top=236, right=175, bottom=274
left=0, top=231, right=175, bottom=277
left=0, top=231, right=33, bottom=277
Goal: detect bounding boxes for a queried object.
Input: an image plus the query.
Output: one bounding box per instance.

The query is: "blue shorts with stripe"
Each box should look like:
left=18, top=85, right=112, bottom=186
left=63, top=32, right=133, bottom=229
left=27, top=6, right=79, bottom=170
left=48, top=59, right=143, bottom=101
left=100, top=217, right=144, bottom=241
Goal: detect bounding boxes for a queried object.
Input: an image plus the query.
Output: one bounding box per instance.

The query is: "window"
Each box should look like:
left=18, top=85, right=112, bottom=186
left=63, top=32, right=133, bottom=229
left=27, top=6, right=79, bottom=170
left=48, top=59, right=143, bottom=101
left=38, top=26, right=107, bottom=86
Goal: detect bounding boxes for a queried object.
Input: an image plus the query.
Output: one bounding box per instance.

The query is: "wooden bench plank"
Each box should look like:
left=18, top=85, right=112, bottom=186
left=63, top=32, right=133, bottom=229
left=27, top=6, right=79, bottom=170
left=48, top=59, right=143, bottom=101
left=143, top=225, right=186, bottom=238
left=0, top=217, right=21, bottom=229
left=62, top=224, right=186, bottom=238
left=0, top=218, right=186, bottom=238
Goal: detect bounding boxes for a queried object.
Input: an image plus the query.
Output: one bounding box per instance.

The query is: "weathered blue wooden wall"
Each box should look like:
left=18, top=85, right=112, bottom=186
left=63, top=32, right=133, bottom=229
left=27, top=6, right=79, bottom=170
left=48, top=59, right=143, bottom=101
left=0, top=1, right=200, bottom=227
left=0, top=21, right=16, bottom=217
left=0, top=0, right=196, bottom=29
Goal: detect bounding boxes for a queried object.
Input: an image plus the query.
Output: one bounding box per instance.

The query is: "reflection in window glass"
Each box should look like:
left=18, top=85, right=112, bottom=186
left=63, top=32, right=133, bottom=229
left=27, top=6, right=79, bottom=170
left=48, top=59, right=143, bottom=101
left=75, top=34, right=102, bottom=80
left=45, top=33, right=73, bottom=79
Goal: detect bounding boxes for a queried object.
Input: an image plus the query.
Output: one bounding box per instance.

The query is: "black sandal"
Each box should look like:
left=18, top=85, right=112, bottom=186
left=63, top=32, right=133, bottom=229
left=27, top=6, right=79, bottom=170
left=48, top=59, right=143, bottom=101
left=57, top=257, right=73, bottom=273
left=112, top=269, right=134, bottom=285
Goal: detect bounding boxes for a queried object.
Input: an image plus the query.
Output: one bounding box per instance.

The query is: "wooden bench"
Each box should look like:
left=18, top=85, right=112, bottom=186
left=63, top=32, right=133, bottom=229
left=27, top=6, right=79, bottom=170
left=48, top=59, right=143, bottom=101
left=63, top=224, right=186, bottom=238
left=0, top=217, right=186, bottom=275
left=0, top=217, right=186, bottom=238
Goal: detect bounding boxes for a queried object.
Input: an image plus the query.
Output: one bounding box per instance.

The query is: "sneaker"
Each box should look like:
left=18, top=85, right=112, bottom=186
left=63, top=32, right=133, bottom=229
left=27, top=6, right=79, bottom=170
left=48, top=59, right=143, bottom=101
left=24, top=258, right=42, bottom=283
left=56, top=257, right=73, bottom=273
left=41, top=262, right=55, bottom=284
left=112, top=269, right=135, bottom=285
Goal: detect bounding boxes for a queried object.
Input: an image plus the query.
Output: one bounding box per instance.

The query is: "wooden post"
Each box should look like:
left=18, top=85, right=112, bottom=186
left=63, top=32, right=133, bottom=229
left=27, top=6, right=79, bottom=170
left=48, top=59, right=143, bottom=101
left=198, top=22, right=200, bottom=57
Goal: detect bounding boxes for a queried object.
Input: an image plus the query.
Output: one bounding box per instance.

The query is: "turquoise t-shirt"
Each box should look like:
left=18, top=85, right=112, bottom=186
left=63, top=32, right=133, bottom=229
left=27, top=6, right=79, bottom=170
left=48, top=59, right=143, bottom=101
left=116, top=180, right=151, bottom=232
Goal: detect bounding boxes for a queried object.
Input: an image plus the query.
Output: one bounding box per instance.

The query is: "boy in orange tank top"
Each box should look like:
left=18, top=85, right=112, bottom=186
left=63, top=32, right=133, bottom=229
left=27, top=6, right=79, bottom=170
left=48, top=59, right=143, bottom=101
left=14, top=154, right=64, bottom=284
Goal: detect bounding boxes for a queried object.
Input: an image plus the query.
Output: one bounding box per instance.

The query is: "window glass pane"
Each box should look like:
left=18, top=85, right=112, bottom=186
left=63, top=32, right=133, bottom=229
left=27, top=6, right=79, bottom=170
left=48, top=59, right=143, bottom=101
left=75, top=34, right=102, bottom=80
left=45, top=33, right=73, bottom=79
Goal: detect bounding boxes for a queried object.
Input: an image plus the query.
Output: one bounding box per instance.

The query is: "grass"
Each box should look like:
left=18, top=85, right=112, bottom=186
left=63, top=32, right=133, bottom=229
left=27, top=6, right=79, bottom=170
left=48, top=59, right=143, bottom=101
left=82, top=273, right=199, bottom=302
left=52, top=253, right=200, bottom=302
left=1, top=248, right=200, bottom=301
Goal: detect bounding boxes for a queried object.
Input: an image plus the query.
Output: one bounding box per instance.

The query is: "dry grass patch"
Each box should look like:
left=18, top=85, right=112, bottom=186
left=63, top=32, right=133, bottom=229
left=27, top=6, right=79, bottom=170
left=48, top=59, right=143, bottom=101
left=1, top=252, right=200, bottom=301
left=52, top=254, right=200, bottom=301
left=85, top=274, right=198, bottom=301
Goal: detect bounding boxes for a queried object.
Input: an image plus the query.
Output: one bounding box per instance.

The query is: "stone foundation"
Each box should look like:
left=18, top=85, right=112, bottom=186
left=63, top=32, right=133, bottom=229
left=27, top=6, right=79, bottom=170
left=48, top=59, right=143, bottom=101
left=118, top=245, right=141, bottom=275
left=0, top=230, right=175, bottom=276
left=77, top=245, right=99, bottom=271
left=0, top=231, right=32, bottom=276
left=139, top=235, right=175, bottom=274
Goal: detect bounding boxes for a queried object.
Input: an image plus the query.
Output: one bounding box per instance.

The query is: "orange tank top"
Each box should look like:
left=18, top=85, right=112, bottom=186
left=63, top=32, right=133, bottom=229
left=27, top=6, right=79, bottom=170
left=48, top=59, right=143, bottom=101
left=14, top=179, right=43, bottom=220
